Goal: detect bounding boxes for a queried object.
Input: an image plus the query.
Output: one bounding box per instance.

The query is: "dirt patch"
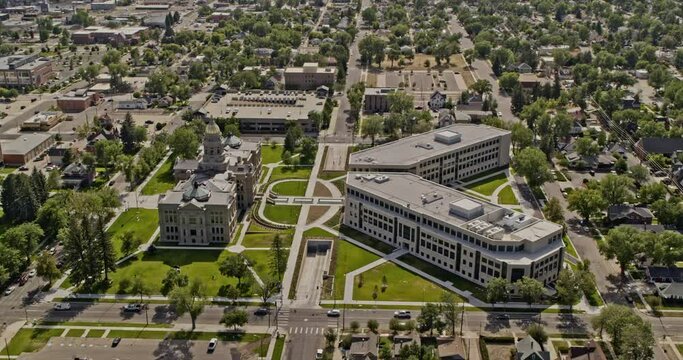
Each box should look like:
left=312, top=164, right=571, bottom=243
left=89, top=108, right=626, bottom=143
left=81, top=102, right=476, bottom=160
left=486, top=343, right=516, bottom=360
left=306, top=206, right=330, bottom=225
left=314, top=182, right=333, bottom=197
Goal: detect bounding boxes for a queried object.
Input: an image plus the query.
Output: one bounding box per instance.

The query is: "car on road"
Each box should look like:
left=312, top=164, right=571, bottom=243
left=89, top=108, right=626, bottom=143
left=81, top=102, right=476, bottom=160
left=4, top=286, right=15, bottom=296
left=28, top=269, right=36, bottom=277
left=53, top=303, right=71, bottom=311
left=316, top=349, right=323, bottom=359
left=393, top=310, right=411, bottom=319
left=111, top=337, right=121, bottom=347
left=254, top=308, right=269, bottom=316
left=326, top=309, right=341, bottom=317
left=18, top=273, right=29, bottom=285
left=495, top=314, right=510, bottom=320
left=122, top=303, right=144, bottom=312
left=208, top=338, right=217, bottom=352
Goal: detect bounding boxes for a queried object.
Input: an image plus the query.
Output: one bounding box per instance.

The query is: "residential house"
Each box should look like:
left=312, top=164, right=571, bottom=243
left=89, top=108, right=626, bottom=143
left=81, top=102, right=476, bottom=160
left=515, top=336, right=550, bottom=360
left=645, top=266, right=683, bottom=283
left=508, top=63, right=533, bottom=73
left=348, top=333, right=379, bottom=360
left=621, top=96, right=640, bottom=109
left=634, top=137, right=683, bottom=160
left=61, top=162, right=95, bottom=188
left=607, top=205, right=654, bottom=225
left=569, top=340, right=608, bottom=360
left=428, top=90, right=448, bottom=111
left=437, top=337, right=466, bottom=360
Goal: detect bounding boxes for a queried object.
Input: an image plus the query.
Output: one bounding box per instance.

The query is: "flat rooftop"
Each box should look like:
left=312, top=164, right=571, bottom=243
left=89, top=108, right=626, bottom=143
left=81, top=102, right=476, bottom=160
left=0, top=55, right=50, bottom=71
left=1, top=133, right=52, bottom=155
left=349, top=124, right=510, bottom=168
left=202, top=91, right=325, bottom=122
left=346, top=172, right=561, bottom=245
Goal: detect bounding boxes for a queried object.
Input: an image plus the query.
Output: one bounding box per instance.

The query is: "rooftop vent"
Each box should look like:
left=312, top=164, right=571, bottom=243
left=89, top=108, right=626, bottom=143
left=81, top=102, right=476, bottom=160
left=434, top=130, right=462, bottom=145
left=420, top=191, right=443, bottom=204
left=374, top=175, right=390, bottom=183
left=415, top=143, right=434, bottom=150
left=449, top=199, right=484, bottom=220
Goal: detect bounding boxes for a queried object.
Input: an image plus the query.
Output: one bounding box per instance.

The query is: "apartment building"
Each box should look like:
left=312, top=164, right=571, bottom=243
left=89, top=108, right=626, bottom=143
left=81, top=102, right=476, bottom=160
left=0, top=54, right=53, bottom=87
left=363, top=87, right=395, bottom=113
left=284, top=63, right=336, bottom=90
left=344, top=173, right=564, bottom=288
left=349, top=125, right=511, bottom=185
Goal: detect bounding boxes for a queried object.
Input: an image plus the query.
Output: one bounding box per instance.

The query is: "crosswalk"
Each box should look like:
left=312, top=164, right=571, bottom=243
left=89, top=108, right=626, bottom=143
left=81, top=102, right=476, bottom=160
left=290, top=326, right=337, bottom=335
left=277, top=308, right=290, bottom=328
left=279, top=308, right=341, bottom=336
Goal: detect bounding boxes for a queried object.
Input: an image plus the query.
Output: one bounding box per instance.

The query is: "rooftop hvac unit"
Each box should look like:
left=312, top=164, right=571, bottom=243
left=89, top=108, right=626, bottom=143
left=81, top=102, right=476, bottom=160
left=374, top=175, right=389, bottom=183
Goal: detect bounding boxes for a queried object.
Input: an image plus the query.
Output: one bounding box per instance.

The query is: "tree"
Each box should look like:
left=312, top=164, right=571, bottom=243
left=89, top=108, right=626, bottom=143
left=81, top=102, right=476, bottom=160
left=221, top=309, right=248, bottom=330
left=362, top=115, right=383, bottom=146
left=620, top=322, right=655, bottom=360
left=161, top=268, right=189, bottom=296
left=367, top=319, right=379, bottom=333
left=513, top=148, right=553, bottom=187
left=592, top=304, right=653, bottom=358
left=628, top=164, right=649, bottom=184
left=130, top=275, right=151, bottom=303
left=510, top=123, right=533, bottom=152
left=2, top=173, right=40, bottom=223
left=30, top=168, right=48, bottom=204
left=169, top=127, right=199, bottom=159
left=284, top=123, right=303, bottom=152
left=543, top=197, right=565, bottom=226
left=555, top=268, right=584, bottom=313
left=440, top=292, right=461, bottom=336
left=638, top=183, right=667, bottom=205
left=469, top=80, right=492, bottom=97
left=120, top=112, right=146, bottom=154
left=323, top=328, right=337, bottom=347
left=567, top=189, right=604, bottom=221
left=169, top=279, right=206, bottom=330
left=350, top=321, right=360, bottom=333
left=498, top=72, right=519, bottom=92
left=120, top=230, right=142, bottom=255
left=516, top=277, right=544, bottom=305
left=526, top=323, right=548, bottom=344
left=299, top=137, right=317, bottom=165
left=417, top=303, right=440, bottom=335
left=2, top=223, right=43, bottom=263
left=270, top=234, right=288, bottom=281
left=599, top=174, right=634, bottom=206
left=602, top=226, right=645, bottom=274
left=388, top=91, right=414, bottom=114
left=486, top=277, right=510, bottom=304
left=574, top=137, right=599, bottom=157
left=35, top=251, right=61, bottom=286
left=257, top=276, right=279, bottom=305
left=219, top=254, right=249, bottom=285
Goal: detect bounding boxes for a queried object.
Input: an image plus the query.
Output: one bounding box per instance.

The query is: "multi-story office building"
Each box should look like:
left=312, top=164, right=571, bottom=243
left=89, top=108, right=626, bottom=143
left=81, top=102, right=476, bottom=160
left=349, top=125, right=511, bottom=185
left=158, top=119, right=261, bottom=245
left=0, top=54, right=53, bottom=87
left=284, top=62, right=336, bottom=90
left=343, top=173, right=564, bottom=288
left=363, top=87, right=396, bottom=113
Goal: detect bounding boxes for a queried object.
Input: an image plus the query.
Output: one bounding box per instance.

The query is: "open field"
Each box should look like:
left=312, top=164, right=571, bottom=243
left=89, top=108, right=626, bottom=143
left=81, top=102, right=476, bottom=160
left=141, top=156, right=175, bottom=195
left=263, top=204, right=301, bottom=225
left=107, top=209, right=159, bottom=259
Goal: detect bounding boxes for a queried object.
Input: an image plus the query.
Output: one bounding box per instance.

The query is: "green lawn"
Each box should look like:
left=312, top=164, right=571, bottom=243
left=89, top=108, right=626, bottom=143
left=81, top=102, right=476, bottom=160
left=271, top=180, right=308, bottom=196
left=497, top=185, right=519, bottom=205
left=85, top=329, right=106, bottom=338
left=263, top=204, right=301, bottom=225
left=563, top=234, right=579, bottom=259
left=303, top=227, right=336, bottom=238
left=269, top=166, right=312, bottom=182
left=101, top=249, right=241, bottom=296
left=339, top=225, right=394, bottom=254
left=319, top=171, right=347, bottom=180
left=0, top=328, right=63, bottom=355
left=464, top=172, right=508, bottom=196
left=331, top=239, right=381, bottom=299
left=243, top=250, right=285, bottom=281
left=353, top=262, right=460, bottom=302
left=107, top=209, right=159, bottom=259
left=272, top=335, right=286, bottom=360
left=105, top=329, right=268, bottom=342
left=141, top=156, right=176, bottom=195
left=399, top=254, right=486, bottom=300
left=242, top=230, right=293, bottom=248
left=262, top=144, right=284, bottom=164
left=65, top=329, right=85, bottom=337
left=0, top=166, right=17, bottom=175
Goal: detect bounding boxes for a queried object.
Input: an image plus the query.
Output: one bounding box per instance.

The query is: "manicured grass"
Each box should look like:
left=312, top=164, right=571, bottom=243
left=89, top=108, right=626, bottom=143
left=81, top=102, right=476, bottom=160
left=40, top=321, right=171, bottom=328
left=244, top=250, right=284, bottom=282
left=332, top=179, right=345, bottom=194
left=323, top=208, right=342, bottom=229
left=106, top=329, right=268, bottom=342
left=339, top=225, right=394, bottom=254
left=563, top=234, right=579, bottom=259
left=263, top=204, right=301, bottom=225
left=262, top=144, right=284, bottom=164
left=141, top=156, right=176, bottom=195
left=272, top=335, right=286, bottom=360
left=65, top=329, right=85, bottom=337
left=497, top=185, right=519, bottom=205
left=331, top=239, right=381, bottom=299
left=101, top=249, right=240, bottom=296
left=269, top=166, right=312, bottom=182
left=319, top=171, right=347, bottom=180
left=106, top=330, right=170, bottom=339
left=399, top=254, right=486, bottom=300
left=1, top=328, right=63, bottom=355
left=85, top=329, right=106, bottom=338
left=0, top=166, right=17, bottom=175
left=108, top=209, right=159, bottom=259
left=303, top=227, right=336, bottom=238
left=464, top=172, right=508, bottom=196
left=272, top=180, right=308, bottom=196
left=353, top=262, right=461, bottom=302
left=242, top=230, right=293, bottom=248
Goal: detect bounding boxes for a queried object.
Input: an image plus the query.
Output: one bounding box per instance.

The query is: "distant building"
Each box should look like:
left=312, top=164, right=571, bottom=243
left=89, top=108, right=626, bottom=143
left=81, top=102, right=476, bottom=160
left=57, top=90, right=102, bottom=113
left=71, top=26, right=147, bottom=46
left=0, top=54, right=53, bottom=87
left=436, top=337, right=466, bottom=360
left=635, top=137, right=683, bottom=160
left=428, top=90, right=448, bottom=111
left=607, top=205, right=654, bottom=225
left=20, top=111, right=62, bottom=131
left=116, top=99, right=148, bottom=110
left=363, top=87, right=396, bottom=113
left=515, top=336, right=550, bottom=360
left=90, top=0, right=115, bottom=10
left=1, top=133, right=54, bottom=165
left=210, top=12, right=231, bottom=22
left=349, top=124, right=511, bottom=185
left=61, top=162, right=95, bottom=188
left=284, top=62, right=336, bottom=90
left=348, top=333, right=378, bottom=360
left=569, top=340, right=608, bottom=360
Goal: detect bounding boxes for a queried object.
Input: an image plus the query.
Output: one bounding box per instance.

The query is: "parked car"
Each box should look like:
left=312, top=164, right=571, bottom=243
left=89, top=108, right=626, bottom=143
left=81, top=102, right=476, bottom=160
left=18, top=273, right=29, bottom=286
left=326, top=309, right=341, bottom=317
left=495, top=314, right=510, bottom=320
left=254, top=308, right=269, bottom=316
left=53, top=303, right=71, bottom=311
left=111, top=337, right=121, bottom=347
left=208, top=338, right=217, bottom=352
left=4, top=286, right=15, bottom=296
left=28, top=269, right=36, bottom=278
left=316, top=349, right=323, bottom=359
left=393, top=310, right=411, bottom=319
left=122, top=303, right=144, bottom=312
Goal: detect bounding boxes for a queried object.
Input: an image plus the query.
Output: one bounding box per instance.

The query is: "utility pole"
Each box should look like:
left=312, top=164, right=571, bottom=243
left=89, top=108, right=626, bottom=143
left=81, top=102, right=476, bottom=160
left=459, top=301, right=465, bottom=335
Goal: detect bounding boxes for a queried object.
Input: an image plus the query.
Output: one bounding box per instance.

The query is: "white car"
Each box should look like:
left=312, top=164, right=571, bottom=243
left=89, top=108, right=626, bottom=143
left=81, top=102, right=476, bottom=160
left=393, top=310, right=411, bottom=319
left=326, top=309, right=341, bottom=317
left=208, top=338, right=217, bottom=352
left=53, top=302, right=71, bottom=311
left=316, top=349, right=323, bottom=359
left=28, top=269, right=36, bottom=277
left=4, top=286, right=15, bottom=296
left=122, top=303, right=143, bottom=312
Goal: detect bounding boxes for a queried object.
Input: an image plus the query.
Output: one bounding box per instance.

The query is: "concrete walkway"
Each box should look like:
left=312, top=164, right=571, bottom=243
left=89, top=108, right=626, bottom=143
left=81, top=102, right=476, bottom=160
left=342, top=249, right=407, bottom=302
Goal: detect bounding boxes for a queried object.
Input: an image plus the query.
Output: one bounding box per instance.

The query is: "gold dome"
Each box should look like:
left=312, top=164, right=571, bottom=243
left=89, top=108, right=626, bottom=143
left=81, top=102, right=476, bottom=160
left=205, top=119, right=221, bottom=135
